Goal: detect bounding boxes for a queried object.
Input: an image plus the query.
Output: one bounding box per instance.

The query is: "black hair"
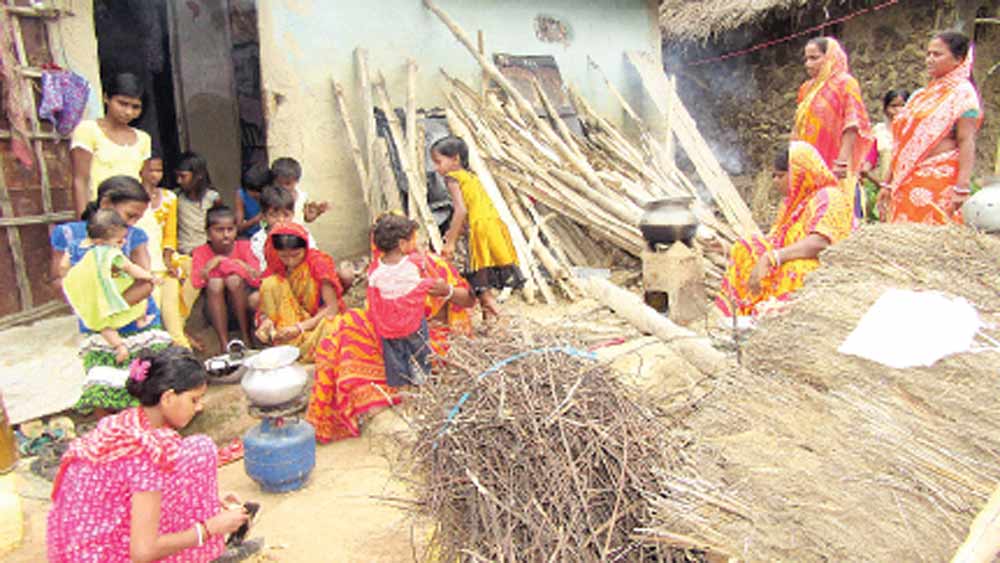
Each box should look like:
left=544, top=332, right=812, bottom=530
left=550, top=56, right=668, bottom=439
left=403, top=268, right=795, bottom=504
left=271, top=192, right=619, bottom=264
left=259, top=185, right=295, bottom=213
left=126, top=346, right=207, bottom=407
left=242, top=162, right=272, bottom=192
left=935, top=30, right=971, bottom=60
left=430, top=135, right=470, bottom=170
left=882, top=88, right=910, bottom=110
left=81, top=175, right=150, bottom=221
left=270, top=157, right=302, bottom=181
left=176, top=151, right=212, bottom=189
left=373, top=213, right=419, bottom=253
left=271, top=233, right=308, bottom=250
left=104, top=72, right=144, bottom=101
left=807, top=37, right=829, bottom=54
left=206, top=205, right=236, bottom=230
left=774, top=148, right=790, bottom=172
left=86, top=208, right=128, bottom=240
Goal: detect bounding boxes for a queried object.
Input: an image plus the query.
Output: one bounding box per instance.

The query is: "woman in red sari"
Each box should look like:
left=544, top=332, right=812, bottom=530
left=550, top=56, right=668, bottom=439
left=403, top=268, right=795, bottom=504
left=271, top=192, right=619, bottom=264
left=717, top=142, right=853, bottom=317
left=306, top=224, right=476, bottom=443
left=880, top=31, right=981, bottom=224
left=793, top=36, right=874, bottom=218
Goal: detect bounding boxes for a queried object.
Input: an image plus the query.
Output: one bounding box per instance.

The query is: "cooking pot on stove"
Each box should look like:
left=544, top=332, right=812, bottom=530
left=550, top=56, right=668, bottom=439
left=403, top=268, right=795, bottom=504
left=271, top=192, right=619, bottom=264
left=639, top=196, right=699, bottom=247
left=241, top=346, right=309, bottom=407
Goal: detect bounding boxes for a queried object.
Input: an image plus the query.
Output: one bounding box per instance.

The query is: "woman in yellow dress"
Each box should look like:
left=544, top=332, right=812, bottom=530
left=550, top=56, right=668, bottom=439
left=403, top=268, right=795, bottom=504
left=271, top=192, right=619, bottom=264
left=432, top=135, right=524, bottom=318
left=717, top=142, right=854, bottom=318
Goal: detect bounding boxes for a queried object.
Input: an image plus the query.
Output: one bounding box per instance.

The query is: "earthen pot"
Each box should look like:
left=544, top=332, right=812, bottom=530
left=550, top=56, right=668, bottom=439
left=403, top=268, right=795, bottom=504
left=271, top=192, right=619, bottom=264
left=639, top=196, right=699, bottom=247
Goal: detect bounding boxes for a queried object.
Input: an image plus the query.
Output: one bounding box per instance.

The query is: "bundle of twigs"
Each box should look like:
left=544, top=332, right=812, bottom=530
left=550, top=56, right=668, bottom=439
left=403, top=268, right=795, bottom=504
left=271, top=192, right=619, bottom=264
left=405, top=320, right=688, bottom=561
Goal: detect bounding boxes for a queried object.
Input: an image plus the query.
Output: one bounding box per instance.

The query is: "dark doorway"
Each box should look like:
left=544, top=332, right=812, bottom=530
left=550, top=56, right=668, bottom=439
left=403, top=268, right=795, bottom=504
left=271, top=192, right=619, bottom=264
left=93, top=0, right=181, bottom=182
left=92, top=0, right=267, bottom=194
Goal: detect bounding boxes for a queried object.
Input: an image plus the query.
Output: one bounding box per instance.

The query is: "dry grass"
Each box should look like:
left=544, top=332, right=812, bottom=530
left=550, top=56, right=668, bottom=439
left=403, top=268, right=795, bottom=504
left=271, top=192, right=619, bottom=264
left=659, top=0, right=810, bottom=42
left=645, top=224, right=1000, bottom=561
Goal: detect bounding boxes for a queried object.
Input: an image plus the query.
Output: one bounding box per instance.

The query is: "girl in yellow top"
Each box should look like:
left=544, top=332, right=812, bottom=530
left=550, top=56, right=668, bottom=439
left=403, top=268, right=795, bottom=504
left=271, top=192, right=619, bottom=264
left=432, top=136, right=524, bottom=318
left=135, top=155, right=193, bottom=349
left=70, top=73, right=152, bottom=217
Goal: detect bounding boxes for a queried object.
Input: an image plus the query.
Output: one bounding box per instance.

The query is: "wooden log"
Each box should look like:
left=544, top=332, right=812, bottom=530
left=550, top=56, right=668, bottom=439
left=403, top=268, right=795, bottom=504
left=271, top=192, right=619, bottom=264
left=372, top=73, right=444, bottom=251
left=373, top=137, right=404, bottom=214
left=354, top=49, right=377, bottom=198
left=531, top=76, right=582, bottom=160
left=496, top=177, right=566, bottom=282
left=579, top=277, right=729, bottom=375
left=477, top=29, right=487, bottom=100
left=424, top=0, right=614, bottom=199
left=625, top=50, right=759, bottom=238
left=332, top=80, right=371, bottom=212
left=406, top=59, right=419, bottom=168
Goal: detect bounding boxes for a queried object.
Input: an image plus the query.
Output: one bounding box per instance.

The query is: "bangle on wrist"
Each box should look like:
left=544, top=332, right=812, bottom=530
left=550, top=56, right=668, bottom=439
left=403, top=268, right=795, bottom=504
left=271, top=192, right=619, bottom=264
left=201, top=519, right=212, bottom=538
left=194, top=522, right=204, bottom=547
left=444, top=285, right=455, bottom=301
left=296, top=322, right=305, bottom=336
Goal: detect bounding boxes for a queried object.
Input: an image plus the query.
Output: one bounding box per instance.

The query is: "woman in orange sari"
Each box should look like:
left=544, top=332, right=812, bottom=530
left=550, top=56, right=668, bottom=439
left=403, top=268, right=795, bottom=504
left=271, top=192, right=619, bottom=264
left=306, top=228, right=475, bottom=443
left=254, top=223, right=353, bottom=362
left=881, top=31, right=981, bottom=224
left=717, top=142, right=853, bottom=317
left=793, top=37, right=874, bottom=218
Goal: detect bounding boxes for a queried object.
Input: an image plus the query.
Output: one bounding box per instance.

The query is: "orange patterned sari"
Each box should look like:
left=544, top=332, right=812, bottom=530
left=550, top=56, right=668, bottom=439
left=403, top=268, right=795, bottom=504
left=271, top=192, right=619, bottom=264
left=792, top=37, right=873, bottom=214
left=257, top=223, right=346, bottom=363
left=306, top=250, right=471, bottom=443
left=888, top=47, right=981, bottom=224
left=717, top=142, right=853, bottom=317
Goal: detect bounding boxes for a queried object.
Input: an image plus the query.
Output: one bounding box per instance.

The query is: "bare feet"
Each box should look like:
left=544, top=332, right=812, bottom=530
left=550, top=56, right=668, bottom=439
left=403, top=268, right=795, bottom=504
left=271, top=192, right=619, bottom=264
left=186, top=332, right=205, bottom=353
left=114, top=344, right=130, bottom=364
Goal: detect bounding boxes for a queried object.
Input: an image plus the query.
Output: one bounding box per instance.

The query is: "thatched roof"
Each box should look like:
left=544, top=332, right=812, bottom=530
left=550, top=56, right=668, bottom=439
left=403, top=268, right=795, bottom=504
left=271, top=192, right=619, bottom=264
left=660, top=0, right=810, bottom=43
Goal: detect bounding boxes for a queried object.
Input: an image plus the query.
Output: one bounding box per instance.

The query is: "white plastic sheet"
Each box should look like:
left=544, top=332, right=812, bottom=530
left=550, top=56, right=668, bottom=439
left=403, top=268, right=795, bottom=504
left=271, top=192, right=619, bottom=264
left=838, top=289, right=983, bottom=369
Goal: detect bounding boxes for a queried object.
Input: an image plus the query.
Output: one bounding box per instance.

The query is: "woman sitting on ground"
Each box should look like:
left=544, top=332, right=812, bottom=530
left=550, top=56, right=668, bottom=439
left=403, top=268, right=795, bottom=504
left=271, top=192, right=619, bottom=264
left=306, top=213, right=476, bottom=443
left=50, top=175, right=172, bottom=414
left=717, top=141, right=853, bottom=318
left=255, top=222, right=354, bottom=362
left=879, top=31, right=982, bottom=224
left=47, top=347, right=250, bottom=562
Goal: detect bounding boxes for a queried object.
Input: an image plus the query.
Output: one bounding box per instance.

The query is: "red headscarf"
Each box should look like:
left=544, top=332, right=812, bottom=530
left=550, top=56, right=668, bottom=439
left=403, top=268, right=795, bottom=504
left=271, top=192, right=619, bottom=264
left=263, top=222, right=345, bottom=314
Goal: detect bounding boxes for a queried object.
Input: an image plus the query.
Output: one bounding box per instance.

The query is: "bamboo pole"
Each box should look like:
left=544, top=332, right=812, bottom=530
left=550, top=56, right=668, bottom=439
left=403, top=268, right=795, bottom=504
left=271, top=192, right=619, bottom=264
left=332, top=80, right=371, bottom=211
left=531, top=77, right=582, bottom=159
left=372, top=72, right=443, bottom=251
left=354, top=48, right=377, bottom=195
left=406, top=59, right=419, bottom=168
left=477, top=29, right=488, bottom=100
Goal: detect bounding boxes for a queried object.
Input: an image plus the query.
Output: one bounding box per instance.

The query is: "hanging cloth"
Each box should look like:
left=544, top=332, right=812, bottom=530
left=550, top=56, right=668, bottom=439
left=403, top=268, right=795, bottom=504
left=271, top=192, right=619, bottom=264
left=39, top=70, right=90, bottom=136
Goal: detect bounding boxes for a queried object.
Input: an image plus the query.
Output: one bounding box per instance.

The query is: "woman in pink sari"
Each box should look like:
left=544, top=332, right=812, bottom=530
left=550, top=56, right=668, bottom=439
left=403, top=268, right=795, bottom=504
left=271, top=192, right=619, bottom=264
left=879, top=31, right=982, bottom=224
left=793, top=36, right=874, bottom=218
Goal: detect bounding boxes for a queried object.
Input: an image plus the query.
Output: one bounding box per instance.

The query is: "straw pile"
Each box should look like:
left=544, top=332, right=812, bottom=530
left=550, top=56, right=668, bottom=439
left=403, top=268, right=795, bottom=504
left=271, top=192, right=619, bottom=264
left=405, top=320, right=687, bottom=561
left=644, top=224, right=1000, bottom=561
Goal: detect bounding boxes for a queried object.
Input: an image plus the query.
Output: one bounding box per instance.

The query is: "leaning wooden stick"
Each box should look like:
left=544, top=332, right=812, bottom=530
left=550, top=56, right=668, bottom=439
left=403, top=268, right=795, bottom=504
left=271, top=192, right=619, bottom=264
left=332, top=80, right=370, bottom=210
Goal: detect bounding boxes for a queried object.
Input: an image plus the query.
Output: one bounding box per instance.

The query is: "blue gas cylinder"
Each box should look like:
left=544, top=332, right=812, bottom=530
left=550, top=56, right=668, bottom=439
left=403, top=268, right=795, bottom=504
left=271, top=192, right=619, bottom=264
left=243, top=418, right=316, bottom=493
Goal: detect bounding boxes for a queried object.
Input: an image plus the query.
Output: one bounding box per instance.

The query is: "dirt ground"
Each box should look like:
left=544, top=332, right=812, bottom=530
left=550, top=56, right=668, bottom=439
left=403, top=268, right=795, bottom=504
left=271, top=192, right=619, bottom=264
left=0, top=296, right=670, bottom=562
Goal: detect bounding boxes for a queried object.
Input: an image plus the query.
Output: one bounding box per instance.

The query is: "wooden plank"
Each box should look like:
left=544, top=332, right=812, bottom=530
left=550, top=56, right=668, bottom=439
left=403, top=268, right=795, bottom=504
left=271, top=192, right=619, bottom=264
left=0, top=210, right=73, bottom=227
left=405, top=59, right=418, bottom=169
left=625, top=50, right=760, bottom=238
left=11, top=12, right=52, bottom=214
left=0, top=300, right=68, bottom=331
left=0, top=157, right=33, bottom=311
left=354, top=48, right=376, bottom=201
left=331, top=79, right=370, bottom=211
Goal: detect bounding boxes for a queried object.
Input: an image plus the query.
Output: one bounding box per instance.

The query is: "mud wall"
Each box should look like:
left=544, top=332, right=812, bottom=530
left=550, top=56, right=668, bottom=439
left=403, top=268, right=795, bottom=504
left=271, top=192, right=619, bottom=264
left=257, top=0, right=661, bottom=259
left=668, top=1, right=1000, bottom=188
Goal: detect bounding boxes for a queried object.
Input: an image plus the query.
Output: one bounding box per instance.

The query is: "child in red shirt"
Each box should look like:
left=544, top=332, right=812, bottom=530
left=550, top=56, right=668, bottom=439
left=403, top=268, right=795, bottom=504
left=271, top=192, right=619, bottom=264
left=368, top=215, right=451, bottom=387
left=190, top=206, right=260, bottom=353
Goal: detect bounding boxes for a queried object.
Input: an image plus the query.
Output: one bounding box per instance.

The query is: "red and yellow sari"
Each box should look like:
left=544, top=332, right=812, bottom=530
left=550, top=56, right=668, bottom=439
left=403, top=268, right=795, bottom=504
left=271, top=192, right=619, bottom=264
left=257, top=223, right=346, bottom=362
left=888, top=46, right=981, bottom=224
left=306, top=248, right=471, bottom=443
left=792, top=37, right=874, bottom=214
left=717, top=142, right=853, bottom=317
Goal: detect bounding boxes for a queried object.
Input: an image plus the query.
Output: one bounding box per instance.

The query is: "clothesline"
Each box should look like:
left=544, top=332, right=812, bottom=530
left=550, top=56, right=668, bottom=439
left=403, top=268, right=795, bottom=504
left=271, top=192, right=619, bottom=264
left=685, top=0, right=901, bottom=67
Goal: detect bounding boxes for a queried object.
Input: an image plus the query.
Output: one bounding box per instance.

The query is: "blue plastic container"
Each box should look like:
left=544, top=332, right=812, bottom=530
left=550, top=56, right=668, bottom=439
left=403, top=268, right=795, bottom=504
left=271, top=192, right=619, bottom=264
left=243, top=418, right=316, bottom=493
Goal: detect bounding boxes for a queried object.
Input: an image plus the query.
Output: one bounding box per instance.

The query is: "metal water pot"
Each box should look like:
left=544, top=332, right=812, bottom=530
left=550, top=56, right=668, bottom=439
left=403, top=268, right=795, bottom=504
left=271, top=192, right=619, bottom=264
left=639, top=196, right=699, bottom=248
left=240, top=346, right=309, bottom=407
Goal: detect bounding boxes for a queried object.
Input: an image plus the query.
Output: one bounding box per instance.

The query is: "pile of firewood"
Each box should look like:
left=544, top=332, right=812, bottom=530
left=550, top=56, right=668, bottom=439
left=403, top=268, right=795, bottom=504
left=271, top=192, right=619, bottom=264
left=332, top=0, right=762, bottom=304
